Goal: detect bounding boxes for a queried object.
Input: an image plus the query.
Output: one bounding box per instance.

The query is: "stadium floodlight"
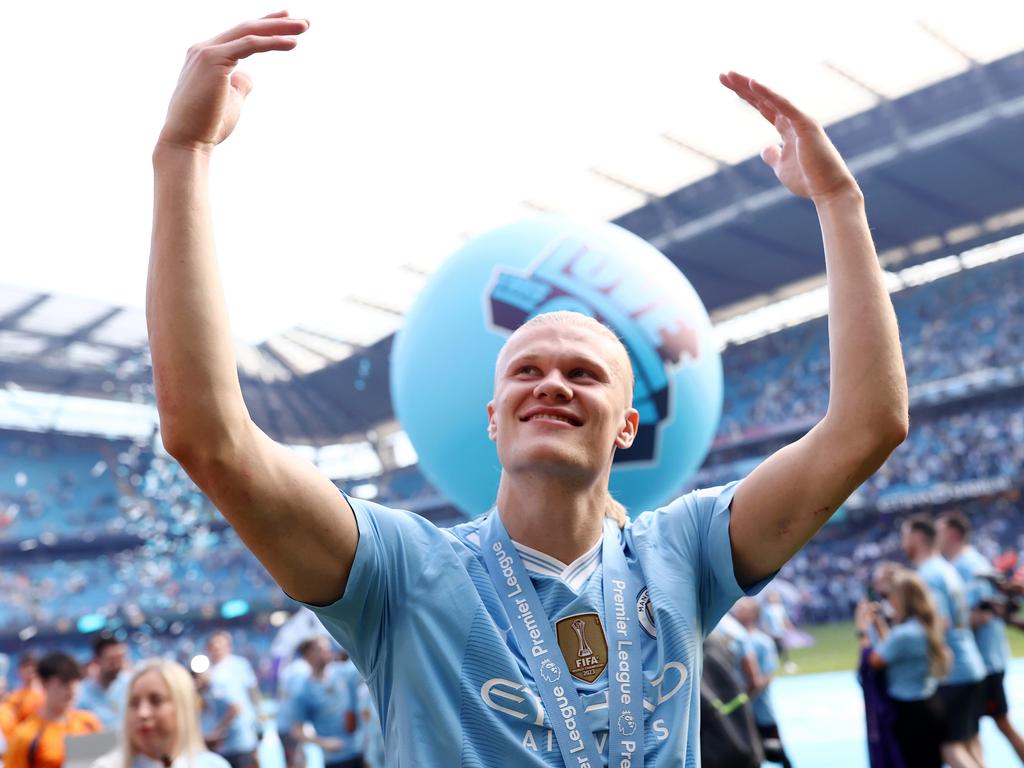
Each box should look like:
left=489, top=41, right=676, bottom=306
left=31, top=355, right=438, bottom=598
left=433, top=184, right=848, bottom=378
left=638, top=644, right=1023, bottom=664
left=220, top=599, right=251, bottom=620
left=77, top=614, right=106, bottom=634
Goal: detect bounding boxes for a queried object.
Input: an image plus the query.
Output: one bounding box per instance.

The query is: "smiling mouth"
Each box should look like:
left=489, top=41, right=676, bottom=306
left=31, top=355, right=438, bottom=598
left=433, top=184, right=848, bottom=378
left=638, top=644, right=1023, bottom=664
left=521, top=413, right=582, bottom=426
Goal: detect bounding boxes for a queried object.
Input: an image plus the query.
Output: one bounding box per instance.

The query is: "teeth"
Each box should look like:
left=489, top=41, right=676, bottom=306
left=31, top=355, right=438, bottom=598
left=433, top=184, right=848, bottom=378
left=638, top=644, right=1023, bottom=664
left=529, top=414, right=572, bottom=424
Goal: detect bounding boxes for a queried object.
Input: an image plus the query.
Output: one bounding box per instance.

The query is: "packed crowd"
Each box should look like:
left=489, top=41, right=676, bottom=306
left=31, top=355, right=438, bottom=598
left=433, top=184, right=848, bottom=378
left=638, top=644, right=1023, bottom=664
left=0, top=629, right=384, bottom=768
left=690, top=393, right=1024, bottom=510
left=717, top=251, right=1024, bottom=441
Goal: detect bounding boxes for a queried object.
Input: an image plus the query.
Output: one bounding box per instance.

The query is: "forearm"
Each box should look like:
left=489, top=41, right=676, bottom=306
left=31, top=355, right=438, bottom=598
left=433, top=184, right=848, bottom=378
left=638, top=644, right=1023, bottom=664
left=214, top=705, right=239, bottom=735
left=148, top=144, right=250, bottom=458
left=816, top=188, right=908, bottom=440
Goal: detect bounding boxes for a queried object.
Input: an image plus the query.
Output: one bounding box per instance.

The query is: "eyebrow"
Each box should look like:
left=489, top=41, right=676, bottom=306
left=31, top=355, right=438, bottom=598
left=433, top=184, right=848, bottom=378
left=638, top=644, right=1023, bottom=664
left=504, top=353, right=613, bottom=379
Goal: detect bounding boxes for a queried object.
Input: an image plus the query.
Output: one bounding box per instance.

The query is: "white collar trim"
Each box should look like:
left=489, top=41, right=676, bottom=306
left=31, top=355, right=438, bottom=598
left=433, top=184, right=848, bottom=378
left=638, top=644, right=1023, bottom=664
left=466, top=520, right=604, bottom=592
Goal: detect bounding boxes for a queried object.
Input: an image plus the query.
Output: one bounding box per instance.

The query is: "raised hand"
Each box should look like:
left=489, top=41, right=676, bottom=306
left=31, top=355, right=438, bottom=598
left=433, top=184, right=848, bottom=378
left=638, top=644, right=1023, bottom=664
left=720, top=71, right=858, bottom=204
left=158, top=11, right=309, bottom=153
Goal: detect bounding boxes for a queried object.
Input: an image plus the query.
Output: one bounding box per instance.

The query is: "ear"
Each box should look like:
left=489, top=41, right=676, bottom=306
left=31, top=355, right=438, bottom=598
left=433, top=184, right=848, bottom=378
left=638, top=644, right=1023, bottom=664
left=615, top=408, right=640, bottom=449
left=486, top=401, right=497, bottom=442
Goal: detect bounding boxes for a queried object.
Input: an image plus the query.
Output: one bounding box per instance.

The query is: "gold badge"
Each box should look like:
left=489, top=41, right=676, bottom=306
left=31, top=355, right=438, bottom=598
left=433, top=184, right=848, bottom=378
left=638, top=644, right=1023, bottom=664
left=556, top=612, right=608, bottom=683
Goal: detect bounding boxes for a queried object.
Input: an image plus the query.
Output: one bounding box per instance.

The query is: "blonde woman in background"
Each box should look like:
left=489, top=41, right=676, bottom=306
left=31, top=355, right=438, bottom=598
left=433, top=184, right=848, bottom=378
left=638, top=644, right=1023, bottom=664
left=858, top=568, right=953, bottom=768
left=93, top=661, right=229, bottom=768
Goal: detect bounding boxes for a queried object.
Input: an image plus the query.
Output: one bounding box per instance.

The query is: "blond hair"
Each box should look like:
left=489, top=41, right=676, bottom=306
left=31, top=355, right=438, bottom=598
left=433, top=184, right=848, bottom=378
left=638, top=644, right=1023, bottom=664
left=890, top=570, right=952, bottom=680
left=120, top=660, right=205, bottom=768
left=496, top=311, right=635, bottom=395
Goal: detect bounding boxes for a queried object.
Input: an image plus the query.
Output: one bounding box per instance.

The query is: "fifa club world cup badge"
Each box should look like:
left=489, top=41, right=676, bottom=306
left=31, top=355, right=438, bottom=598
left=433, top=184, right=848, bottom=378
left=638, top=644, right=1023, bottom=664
left=555, top=613, right=609, bottom=684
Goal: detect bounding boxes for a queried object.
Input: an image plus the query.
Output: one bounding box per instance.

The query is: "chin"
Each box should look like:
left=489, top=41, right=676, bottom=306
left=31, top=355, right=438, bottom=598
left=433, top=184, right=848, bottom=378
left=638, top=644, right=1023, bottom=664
left=506, top=445, right=592, bottom=477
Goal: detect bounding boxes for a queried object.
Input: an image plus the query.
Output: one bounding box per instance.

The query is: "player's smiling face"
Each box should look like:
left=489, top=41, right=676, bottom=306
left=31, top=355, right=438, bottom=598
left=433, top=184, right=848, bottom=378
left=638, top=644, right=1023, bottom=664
left=488, top=322, right=638, bottom=480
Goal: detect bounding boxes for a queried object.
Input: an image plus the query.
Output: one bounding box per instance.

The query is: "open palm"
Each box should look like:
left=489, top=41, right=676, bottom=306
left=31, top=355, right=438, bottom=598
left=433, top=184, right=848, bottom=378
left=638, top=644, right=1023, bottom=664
left=158, top=12, right=309, bottom=153
left=720, top=71, right=857, bottom=203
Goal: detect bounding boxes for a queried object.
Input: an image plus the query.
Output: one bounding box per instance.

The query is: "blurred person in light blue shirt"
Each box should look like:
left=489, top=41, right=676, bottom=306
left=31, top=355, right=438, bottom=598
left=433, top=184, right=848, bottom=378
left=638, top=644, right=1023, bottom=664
left=735, top=598, right=793, bottom=768
left=275, top=650, right=311, bottom=768
left=938, top=510, right=1024, bottom=763
left=860, top=568, right=949, bottom=768
left=77, top=634, right=131, bottom=732
left=902, top=516, right=986, bottom=768
left=288, top=638, right=361, bottom=768
left=205, top=633, right=259, bottom=768
left=192, top=669, right=235, bottom=756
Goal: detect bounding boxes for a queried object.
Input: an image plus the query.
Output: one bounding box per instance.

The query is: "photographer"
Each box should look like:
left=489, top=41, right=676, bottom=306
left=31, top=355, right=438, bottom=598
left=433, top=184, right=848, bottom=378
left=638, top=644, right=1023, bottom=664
left=858, top=569, right=950, bottom=768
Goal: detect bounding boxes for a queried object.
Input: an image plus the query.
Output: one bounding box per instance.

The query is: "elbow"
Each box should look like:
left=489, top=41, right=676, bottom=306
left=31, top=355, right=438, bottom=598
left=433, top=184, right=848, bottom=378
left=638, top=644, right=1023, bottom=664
left=876, top=410, right=909, bottom=453
left=158, top=414, right=251, bottom=481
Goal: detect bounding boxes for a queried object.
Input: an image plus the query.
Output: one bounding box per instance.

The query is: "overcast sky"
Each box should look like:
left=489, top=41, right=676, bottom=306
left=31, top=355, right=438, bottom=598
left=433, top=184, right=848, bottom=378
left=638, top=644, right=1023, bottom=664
left=1, top=0, right=1015, bottom=342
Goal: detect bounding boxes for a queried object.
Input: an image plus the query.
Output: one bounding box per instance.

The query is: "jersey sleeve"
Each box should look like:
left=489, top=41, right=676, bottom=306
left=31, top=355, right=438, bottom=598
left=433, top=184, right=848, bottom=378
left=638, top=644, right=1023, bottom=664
left=241, top=659, right=258, bottom=690
left=635, top=481, right=774, bottom=633
left=297, top=496, right=447, bottom=681
left=875, top=625, right=911, bottom=664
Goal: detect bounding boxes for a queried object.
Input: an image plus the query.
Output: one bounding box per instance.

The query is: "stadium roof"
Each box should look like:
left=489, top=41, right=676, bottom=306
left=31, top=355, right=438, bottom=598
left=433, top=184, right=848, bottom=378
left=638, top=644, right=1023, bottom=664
left=4, top=31, right=1024, bottom=444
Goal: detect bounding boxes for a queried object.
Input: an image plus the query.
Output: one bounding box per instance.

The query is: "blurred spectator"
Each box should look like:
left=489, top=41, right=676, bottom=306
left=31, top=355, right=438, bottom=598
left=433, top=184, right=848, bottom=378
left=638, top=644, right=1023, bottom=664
left=192, top=669, right=236, bottom=756
left=5, top=652, right=101, bottom=768
left=92, top=660, right=229, bottom=768
left=205, top=633, right=259, bottom=768
left=287, top=638, right=362, bottom=768
left=937, top=511, right=1024, bottom=762
left=3, top=656, right=43, bottom=729
left=901, top=517, right=986, bottom=768
left=858, top=569, right=949, bottom=768
left=735, top=598, right=793, bottom=768
left=78, top=634, right=131, bottom=732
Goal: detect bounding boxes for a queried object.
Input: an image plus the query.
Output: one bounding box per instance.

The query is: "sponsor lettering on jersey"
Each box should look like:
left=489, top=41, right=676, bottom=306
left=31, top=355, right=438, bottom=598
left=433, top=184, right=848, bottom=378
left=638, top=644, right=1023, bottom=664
left=480, top=658, right=689, bottom=754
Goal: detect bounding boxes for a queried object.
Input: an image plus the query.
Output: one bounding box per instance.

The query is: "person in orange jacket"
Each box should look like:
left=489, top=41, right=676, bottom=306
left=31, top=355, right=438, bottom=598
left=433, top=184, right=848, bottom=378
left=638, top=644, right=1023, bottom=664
left=4, top=655, right=44, bottom=730
left=6, top=652, right=102, bottom=768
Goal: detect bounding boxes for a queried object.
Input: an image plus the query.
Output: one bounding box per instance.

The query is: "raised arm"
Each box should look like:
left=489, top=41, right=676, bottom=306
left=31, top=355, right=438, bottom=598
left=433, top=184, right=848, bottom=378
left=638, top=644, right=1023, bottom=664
left=719, top=72, right=909, bottom=586
left=149, top=14, right=357, bottom=605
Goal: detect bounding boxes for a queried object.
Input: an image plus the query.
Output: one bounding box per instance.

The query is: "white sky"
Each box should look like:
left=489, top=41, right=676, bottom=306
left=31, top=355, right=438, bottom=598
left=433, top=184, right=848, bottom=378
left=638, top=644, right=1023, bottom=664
left=2, top=0, right=1021, bottom=343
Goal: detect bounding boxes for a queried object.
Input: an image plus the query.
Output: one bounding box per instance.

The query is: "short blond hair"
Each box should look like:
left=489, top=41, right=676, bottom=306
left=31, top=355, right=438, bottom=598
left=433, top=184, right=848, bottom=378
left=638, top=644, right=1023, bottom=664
left=120, top=660, right=205, bottom=768
left=496, top=311, right=635, bottom=395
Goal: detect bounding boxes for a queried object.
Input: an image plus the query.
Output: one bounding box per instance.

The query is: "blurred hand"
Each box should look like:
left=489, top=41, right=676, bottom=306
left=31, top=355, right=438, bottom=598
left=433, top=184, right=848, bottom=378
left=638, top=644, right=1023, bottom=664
left=319, top=737, right=345, bottom=753
left=854, top=600, right=876, bottom=631
left=158, top=11, right=309, bottom=154
left=719, top=71, right=858, bottom=205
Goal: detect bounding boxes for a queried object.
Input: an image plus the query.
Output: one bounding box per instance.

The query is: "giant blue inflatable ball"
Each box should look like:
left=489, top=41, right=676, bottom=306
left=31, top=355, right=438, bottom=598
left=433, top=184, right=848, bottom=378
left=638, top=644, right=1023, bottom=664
left=390, top=216, right=722, bottom=518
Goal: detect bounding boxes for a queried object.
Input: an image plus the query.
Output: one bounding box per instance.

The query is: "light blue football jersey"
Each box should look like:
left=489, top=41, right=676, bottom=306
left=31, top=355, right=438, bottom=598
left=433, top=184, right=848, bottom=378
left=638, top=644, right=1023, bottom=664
left=209, top=655, right=260, bottom=754
left=875, top=618, right=937, bottom=701
left=305, top=481, right=765, bottom=767
left=77, top=670, right=130, bottom=731
left=748, top=629, right=779, bottom=726
left=952, top=547, right=1010, bottom=674
left=293, top=661, right=363, bottom=763
left=917, top=555, right=985, bottom=685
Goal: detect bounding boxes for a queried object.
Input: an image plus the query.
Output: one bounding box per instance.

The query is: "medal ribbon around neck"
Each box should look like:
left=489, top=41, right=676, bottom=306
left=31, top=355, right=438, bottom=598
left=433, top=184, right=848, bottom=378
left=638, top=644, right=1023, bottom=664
left=481, top=511, right=645, bottom=767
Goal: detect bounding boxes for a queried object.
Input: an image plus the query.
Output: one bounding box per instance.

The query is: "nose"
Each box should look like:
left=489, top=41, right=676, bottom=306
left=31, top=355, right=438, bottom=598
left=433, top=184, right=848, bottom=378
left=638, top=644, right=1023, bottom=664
left=533, top=370, right=572, bottom=401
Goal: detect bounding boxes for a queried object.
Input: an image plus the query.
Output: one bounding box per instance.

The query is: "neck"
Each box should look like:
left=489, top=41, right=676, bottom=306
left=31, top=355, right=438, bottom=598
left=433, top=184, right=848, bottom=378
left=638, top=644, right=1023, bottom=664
left=40, top=701, right=65, bottom=722
left=911, top=547, right=936, bottom=567
left=495, top=470, right=609, bottom=565
left=99, top=670, right=118, bottom=687
left=945, top=542, right=967, bottom=559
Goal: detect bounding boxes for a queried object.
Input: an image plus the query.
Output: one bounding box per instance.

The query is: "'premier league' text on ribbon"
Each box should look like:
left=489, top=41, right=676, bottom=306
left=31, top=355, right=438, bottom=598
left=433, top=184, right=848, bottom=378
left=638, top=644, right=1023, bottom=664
left=489, top=537, right=593, bottom=766
left=494, top=541, right=549, bottom=658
